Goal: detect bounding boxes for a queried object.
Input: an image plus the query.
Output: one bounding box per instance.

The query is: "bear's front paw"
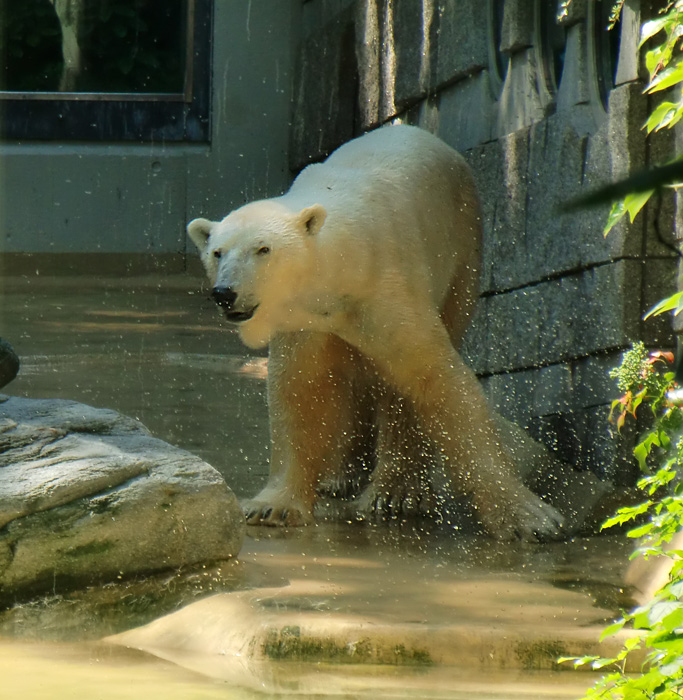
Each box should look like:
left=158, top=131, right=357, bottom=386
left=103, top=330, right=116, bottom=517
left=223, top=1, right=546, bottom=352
left=242, top=495, right=314, bottom=527
left=475, top=487, right=565, bottom=542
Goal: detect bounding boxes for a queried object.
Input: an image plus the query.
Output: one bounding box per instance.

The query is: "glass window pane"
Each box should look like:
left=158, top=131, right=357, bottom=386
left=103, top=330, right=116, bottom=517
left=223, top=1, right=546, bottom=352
left=0, top=0, right=189, bottom=95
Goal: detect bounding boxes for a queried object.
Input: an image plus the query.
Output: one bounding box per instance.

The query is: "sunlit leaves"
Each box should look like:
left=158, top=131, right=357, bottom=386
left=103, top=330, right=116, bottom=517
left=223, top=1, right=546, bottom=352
left=644, top=100, right=683, bottom=133
left=608, top=344, right=677, bottom=433
left=639, top=466, right=677, bottom=495
left=604, top=190, right=656, bottom=235
left=598, top=3, right=683, bottom=238
left=604, top=200, right=627, bottom=235
left=578, top=337, right=683, bottom=700
left=559, top=0, right=623, bottom=26
left=602, top=501, right=652, bottom=530
left=632, top=423, right=675, bottom=468
left=640, top=3, right=683, bottom=81
left=648, top=600, right=683, bottom=632
left=640, top=16, right=674, bottom=47
left=645, top=292, right=683, bottom=320
left=648, top=58, right=683, bottom=93
left=562, top=7, right=683, bottom=700
left=564, top=3, right=683, bottom=226
left=558, top=653, right=616, bottom=670
left=600, top=619, right=627, bottom=641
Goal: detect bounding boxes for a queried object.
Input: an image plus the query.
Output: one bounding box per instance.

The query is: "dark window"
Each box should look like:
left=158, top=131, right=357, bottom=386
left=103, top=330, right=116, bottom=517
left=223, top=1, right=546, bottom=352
left=536, top=0, right=567, bottom=95
left=593, top=0, right=621, bottom=109
left=0, top=0, right=212, bottom=141
left=488, top=0, right=509, bottom=89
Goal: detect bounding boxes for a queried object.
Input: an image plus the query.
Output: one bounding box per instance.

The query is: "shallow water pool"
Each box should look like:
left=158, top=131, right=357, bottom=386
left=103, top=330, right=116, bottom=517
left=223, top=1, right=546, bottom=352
left=0, top=272, right=633, bottom=699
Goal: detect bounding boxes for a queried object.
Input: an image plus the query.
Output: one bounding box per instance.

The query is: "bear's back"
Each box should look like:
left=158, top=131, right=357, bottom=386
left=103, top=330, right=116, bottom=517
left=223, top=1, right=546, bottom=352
left=283, top=125, right=481, bottom=313
left=287, top=125, right=470, bottom=217
left=303, top=125, right=462, bottom=184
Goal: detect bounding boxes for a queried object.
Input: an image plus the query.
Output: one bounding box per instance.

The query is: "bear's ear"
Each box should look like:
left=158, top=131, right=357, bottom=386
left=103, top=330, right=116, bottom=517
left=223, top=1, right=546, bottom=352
left=298, top=204, right=327, bottom=236
left=187, top=218, right=215, bottom=253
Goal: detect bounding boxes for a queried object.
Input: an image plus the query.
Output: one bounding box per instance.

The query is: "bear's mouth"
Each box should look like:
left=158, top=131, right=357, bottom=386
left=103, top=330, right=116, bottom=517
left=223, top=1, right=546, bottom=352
left=223, top=306, right=258, bottom=323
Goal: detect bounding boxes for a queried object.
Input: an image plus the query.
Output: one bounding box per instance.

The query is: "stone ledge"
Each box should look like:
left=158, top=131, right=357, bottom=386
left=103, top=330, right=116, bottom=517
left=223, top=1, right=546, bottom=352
left=108, top=542, right=643, bottom=689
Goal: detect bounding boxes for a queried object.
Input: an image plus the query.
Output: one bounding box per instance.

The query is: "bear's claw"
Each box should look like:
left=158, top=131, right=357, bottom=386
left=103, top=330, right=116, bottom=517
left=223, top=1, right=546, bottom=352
left=242, top=497, right=313, bottom=527
left=355, top=483, right=442, bottom=521
left=476, top=490, right=565, bottom=542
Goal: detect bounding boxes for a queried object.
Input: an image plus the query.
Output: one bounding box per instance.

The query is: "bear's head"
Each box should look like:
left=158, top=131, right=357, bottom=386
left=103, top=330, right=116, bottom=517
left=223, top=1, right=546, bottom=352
left=187, top=199, right=327, bottom=348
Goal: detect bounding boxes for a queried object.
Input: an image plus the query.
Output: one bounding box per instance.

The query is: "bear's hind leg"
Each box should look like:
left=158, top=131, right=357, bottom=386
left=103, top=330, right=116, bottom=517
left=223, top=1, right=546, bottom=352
left=345, top=307, right=565, bottom=541
left=356, top=391, right=441, bottom=520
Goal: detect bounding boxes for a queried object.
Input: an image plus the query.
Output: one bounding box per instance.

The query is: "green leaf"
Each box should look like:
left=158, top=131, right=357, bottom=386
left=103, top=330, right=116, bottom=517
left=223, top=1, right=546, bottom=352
left=658, top=104, right=683, bottom=131
left=660, top=656, right=683, bottom=677
left=663, top=606, right=683, bottom=632
left=604, top=199, right=627, bottom=235
left=622, top=636, right=642, bottom=653
left=647, top=600, right=683, bottom=630
left=634, top=442, right=650, bottom=470
left=644, top=101, right=681, bottom=133
left=625, top=189, right=656, bottom=221
left=647, top=60, right=683, bottom=94
left=602, top=501, right=653, bottom=529
left=628, top=521, right=655, bottom=538
left=603, top=190, right=654, bottom=235
left=633, top=607, right=652, bottom=629
left=644, top=24, right=678, bottom=79
left=600, top=620, right=626, bottom=640
left=558, top=654, right=600, bottom=667
left=644, top=291, right=683, bottom=319
left=664, top=580, right=683, bottom=598
left=633, top=431, right=663, bottom=470
left=640, top=16, right=671, bottom=46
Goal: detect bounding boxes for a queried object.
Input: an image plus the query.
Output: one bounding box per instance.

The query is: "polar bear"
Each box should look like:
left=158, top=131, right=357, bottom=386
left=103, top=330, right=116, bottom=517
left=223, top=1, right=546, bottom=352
left=188, top=124, right=564, bottom=540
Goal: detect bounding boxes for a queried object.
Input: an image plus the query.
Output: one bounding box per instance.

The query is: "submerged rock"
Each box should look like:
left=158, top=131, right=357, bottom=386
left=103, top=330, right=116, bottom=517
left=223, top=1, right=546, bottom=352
left=0, top=339, right=20, bottom=389
left=0, top=395, right=245, bottom=604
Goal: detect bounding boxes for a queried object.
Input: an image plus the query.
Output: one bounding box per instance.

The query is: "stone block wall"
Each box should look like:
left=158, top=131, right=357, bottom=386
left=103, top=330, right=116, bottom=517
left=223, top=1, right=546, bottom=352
left=290, top=0, right=679, bottom=484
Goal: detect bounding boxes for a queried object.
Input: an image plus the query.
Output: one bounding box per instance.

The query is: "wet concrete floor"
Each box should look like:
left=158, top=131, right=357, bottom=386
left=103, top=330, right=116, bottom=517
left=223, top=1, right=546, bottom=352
left=0, top=272, right=637, bottom=699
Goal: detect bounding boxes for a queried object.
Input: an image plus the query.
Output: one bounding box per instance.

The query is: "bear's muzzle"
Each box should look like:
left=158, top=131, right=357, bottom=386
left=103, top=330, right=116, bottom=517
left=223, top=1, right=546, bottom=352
left=212, top=286, right=257, bottom=323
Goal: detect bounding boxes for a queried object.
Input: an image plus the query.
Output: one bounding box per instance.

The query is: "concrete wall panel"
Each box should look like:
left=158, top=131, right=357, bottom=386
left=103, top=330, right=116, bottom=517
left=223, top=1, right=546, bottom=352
left=0, top=0, right=301, bottom=260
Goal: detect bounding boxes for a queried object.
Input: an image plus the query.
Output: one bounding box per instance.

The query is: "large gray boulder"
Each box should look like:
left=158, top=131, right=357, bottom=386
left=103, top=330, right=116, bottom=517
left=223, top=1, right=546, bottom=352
left=0, top=395, right=245, bottom=602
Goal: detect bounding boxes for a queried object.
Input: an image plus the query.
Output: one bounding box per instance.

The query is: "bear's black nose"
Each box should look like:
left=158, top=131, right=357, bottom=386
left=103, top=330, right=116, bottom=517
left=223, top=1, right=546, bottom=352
left=212, top=286, right=237, bottom=309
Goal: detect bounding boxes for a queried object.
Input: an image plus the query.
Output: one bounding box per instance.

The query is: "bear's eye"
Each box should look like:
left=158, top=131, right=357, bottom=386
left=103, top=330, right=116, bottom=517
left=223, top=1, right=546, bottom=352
left=213, top=250, right=221, bottom=259
left=256, top=246, right=271, bottom=256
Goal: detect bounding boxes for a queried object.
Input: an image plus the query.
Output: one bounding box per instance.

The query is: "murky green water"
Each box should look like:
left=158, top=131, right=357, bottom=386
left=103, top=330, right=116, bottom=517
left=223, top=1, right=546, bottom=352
left=0, top=272, right=634, bottom=699
left=0, top=273, right=270, bottom=497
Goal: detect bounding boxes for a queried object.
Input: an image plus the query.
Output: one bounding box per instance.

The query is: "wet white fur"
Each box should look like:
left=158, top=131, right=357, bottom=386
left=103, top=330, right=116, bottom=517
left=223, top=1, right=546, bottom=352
left=189, top=125, right=564, bottom=540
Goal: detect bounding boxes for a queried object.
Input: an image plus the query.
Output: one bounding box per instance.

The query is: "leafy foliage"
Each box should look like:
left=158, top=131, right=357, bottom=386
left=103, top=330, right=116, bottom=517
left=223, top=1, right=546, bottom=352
left=604, top=1, right=683, bottom=236
left=561, top=345, right=683, bottom=700
left=558, top=4, right=683, bottom=698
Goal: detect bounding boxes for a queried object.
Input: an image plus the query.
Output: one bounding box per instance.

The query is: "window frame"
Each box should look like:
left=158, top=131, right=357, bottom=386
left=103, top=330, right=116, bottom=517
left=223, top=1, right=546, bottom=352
left=0, top=0, right=212, bottom=142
